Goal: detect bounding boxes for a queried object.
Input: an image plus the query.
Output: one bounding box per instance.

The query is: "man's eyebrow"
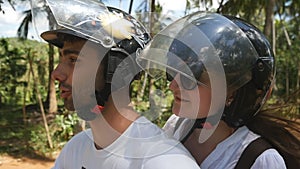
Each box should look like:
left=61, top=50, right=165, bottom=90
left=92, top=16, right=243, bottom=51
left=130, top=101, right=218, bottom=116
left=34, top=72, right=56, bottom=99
left=61, top=49, right=80, bottom=56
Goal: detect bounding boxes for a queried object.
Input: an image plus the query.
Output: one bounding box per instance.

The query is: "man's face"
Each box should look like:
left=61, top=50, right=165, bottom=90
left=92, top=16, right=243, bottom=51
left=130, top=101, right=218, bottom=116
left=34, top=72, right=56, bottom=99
left=51, top=39, right=106, bottom=111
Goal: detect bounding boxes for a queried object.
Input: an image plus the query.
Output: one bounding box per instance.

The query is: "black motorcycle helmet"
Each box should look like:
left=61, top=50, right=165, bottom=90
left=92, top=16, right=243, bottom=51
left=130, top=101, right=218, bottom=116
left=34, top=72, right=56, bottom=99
left=137, top=12, right=275, bottom=137
left=40, top=0, right=150, bottom=120
left=221, top=15, right=275, bottom=127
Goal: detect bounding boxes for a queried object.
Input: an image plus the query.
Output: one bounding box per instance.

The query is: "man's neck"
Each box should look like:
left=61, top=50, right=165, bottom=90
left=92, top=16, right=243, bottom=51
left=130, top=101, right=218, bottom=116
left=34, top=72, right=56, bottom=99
left=88, top=97, right=139, bottom=149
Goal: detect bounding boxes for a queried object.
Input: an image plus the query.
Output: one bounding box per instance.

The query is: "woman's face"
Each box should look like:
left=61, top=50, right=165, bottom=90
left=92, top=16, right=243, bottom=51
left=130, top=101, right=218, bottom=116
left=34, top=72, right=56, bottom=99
left=169, top=72, right=212, bottom=119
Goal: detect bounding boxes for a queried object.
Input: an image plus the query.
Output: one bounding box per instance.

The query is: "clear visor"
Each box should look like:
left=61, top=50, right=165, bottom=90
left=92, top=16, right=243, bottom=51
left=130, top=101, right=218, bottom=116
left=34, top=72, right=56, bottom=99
left=47, top=0, right=115, bottom=47
left=137, top=12, right=260, bottom=92
left=31, top=0, right=52, bottom=41
left=33, top=0, right=145, bottom=48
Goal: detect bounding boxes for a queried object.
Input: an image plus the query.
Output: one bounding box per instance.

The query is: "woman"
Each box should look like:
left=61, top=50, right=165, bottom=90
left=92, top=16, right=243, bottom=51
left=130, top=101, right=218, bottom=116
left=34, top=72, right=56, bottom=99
left=137, top=12, right=300, bottom=168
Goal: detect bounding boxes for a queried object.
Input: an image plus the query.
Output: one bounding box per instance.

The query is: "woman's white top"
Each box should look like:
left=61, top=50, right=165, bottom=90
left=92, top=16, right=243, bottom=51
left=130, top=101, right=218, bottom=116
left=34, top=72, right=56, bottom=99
left=163, top=114, right=287, bottom=169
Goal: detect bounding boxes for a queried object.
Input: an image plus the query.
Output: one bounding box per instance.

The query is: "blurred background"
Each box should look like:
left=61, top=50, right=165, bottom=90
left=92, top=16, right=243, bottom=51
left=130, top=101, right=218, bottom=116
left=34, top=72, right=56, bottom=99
left=0, top=0, right=299, bottom=168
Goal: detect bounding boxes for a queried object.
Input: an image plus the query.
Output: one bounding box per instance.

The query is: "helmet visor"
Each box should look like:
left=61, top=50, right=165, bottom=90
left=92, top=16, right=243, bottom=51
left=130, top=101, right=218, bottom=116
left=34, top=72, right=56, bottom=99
left=43, top=0, right=131, bottom=48
left=137, top=12, right=260, bottom=92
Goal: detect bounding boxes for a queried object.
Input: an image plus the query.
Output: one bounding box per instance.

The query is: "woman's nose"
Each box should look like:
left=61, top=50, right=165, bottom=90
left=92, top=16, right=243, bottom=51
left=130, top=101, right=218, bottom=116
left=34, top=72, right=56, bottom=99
left=169, top=74, right=180, bottom=90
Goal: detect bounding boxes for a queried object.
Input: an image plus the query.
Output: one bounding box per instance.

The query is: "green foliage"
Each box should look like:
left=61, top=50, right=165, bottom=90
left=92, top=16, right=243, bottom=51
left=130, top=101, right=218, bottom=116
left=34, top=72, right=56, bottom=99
left=0, top=38, right=27, bottom=104
left=135, top=1, right=170, bottom=36
left=0, top=104, right=80, bottom=159
left=0, top=38, right=49, bottom=106
left=269, top=16, right=300, bottom=118
left=131, top=72, right=174, bottom=127
left=29, top=125, right=52, bottom=156
left=29, top=109, right=80, bottom=157
left=51, top=110, right=80, bottom=142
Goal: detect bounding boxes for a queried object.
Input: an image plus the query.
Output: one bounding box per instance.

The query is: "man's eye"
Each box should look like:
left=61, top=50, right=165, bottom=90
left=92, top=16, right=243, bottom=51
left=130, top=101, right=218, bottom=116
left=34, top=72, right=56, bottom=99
left=70, top=57, right=78, bottom=63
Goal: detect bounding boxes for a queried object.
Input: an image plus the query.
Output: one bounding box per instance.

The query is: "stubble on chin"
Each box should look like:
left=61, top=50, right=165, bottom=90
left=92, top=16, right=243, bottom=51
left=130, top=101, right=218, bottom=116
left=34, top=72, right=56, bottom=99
left=64, top=98, right=75, bottom=111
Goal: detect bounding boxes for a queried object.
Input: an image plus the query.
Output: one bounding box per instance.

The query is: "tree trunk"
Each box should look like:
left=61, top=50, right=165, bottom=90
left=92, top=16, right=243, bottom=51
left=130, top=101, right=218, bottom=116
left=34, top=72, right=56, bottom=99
left=28, top=50, right=53, bottom=149
left=148, top=0, right=156, bottom=37
left=272, top=16, right=276, bottom=55
left=297, top=60, right=300, bottom=118
left=263, top=0, right=275, bottom=40
left=46, top=8, right=58, bottom=114
left=129, top=0, right=134, bottom=14
left=139, top=72, right=149, bottom=101
left=297, top=59, right=300, bottom=91
left=286, top=66, right=289, bottom=98
left=22, top=70, right=31, bottom=123
left=47, top=44, right=57, bottom=113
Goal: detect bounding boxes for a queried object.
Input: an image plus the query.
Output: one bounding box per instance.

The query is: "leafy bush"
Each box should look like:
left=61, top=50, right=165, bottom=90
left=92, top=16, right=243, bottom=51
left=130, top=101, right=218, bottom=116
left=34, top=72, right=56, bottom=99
left=29, top=110, right=80, bottom=157
left=0, top=38, right=49, bottom=106
left=131, top=73, right=174, bottom=127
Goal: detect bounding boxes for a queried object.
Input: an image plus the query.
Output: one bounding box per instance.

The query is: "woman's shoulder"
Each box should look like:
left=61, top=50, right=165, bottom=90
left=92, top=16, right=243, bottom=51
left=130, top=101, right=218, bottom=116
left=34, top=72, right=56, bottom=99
left=251, top=148, right=286, bottom=169
left=217, top=126, right=259, bottom=149
left=162, top=114, right=180, bottom=130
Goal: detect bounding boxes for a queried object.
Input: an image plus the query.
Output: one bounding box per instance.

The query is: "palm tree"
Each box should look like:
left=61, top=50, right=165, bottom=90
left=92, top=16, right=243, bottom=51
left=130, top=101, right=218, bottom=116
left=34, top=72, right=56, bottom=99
left=17, top=9, right=31, bottom=39
left=17, top=0, right=58, bottom=114
left=0, top=0, right=16, bottom=13
left=185, top=0, right=214, bottom=13
left=216, top=0, right=291, bottom=40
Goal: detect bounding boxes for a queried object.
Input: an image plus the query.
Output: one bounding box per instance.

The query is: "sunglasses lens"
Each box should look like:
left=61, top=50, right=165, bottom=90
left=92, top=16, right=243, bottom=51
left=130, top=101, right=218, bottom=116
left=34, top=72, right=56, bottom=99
left=166, top=68, right=177, bottom=81
left=180, top=75, right=198, bottom=90
left=166, top=68, right=198, bottom=90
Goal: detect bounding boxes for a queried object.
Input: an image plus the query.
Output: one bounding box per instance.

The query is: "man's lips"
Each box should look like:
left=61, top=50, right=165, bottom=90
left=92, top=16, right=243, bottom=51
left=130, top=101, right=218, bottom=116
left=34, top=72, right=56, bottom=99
left=59, top=83, right=72, bottom=99
left=60, top=90, right=71, bottom=99
left=60, top=86, right=72, bottom=99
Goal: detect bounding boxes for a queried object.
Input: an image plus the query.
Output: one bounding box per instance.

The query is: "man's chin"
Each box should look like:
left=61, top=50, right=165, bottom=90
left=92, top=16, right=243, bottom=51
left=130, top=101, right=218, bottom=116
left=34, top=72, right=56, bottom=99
left=64, top=100, right=75, bottom=111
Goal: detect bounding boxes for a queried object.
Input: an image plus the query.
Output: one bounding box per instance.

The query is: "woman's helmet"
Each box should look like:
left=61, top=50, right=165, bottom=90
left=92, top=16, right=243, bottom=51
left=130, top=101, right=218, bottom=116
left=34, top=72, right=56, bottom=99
left=137, top=12, right=275, bottom=128
left=39, top=0, right=150, bottom=120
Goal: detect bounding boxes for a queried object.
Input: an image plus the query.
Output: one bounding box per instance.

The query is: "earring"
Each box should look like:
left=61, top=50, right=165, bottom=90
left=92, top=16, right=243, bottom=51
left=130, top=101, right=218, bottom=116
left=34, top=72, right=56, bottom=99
left=225, top=98, right=233, bottom=106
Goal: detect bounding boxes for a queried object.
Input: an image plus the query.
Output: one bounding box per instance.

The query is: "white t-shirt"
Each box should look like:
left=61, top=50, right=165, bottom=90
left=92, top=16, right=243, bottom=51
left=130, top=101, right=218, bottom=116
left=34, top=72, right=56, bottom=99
left=163, top=114, right=287, bottom=169
left=52, top=116, right=200, bottom=169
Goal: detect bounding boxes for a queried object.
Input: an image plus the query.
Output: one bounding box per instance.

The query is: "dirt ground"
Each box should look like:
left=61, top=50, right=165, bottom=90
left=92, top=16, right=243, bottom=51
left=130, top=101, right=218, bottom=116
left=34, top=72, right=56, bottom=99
left=0, top=155, right=54, bottom=169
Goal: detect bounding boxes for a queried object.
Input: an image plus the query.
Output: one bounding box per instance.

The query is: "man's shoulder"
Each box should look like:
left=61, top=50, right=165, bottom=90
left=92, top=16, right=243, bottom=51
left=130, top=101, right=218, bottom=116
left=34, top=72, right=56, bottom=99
left=135, top=117, right=193, bottom=155
left=130, top=116, right=163, bottom=136
left=65, top=128, right=93, bottom=147
left=143, top=154, right=200, bottom=169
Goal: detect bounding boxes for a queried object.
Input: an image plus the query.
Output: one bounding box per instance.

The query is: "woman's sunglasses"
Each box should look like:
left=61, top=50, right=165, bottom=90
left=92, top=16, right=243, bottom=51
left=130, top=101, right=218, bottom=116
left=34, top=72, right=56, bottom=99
left=166, top=68, right=206, bottom=90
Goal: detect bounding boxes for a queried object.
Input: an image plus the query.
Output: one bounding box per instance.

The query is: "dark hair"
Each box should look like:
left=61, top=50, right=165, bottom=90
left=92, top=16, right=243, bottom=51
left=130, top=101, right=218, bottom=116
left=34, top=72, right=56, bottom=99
left=246, top=109, right=300, bottom=168
left=56, top=32, right=86, bottom=45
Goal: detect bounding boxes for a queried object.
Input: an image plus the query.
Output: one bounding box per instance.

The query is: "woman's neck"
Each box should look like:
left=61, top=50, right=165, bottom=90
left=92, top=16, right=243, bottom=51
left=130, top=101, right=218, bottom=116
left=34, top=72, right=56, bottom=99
left=184, top=121, right=235, bottom=165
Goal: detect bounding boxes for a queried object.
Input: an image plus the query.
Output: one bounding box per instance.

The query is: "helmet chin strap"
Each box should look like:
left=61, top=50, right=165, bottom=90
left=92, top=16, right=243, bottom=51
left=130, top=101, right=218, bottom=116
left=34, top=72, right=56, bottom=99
left=181, top=113, right=221, bottom=144
left=95, top=83, right=111, bottom=107
left=94, top=47, right=136, bottom=107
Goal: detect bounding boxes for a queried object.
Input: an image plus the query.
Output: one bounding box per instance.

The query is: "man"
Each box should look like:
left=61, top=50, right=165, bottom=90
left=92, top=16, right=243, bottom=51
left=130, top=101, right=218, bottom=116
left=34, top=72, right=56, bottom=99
left=40, top=0, right=200, bottom=168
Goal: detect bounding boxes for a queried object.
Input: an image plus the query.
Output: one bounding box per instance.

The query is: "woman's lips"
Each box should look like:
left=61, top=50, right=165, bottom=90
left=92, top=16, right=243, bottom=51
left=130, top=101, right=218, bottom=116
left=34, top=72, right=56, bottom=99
left=174, top=95, right=189, bottom=103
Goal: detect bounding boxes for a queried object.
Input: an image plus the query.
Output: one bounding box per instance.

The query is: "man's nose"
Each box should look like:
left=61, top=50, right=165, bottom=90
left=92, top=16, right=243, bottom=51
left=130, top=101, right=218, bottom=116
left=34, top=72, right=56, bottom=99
left=51, top=64, right=66, bottom=82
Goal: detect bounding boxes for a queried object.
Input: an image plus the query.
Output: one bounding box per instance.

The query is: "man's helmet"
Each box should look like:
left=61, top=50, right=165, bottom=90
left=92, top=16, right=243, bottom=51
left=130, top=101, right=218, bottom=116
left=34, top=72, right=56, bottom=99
left=40, top=0, right=150, bottom=120
left=137, top=12, right=275, bottom=128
